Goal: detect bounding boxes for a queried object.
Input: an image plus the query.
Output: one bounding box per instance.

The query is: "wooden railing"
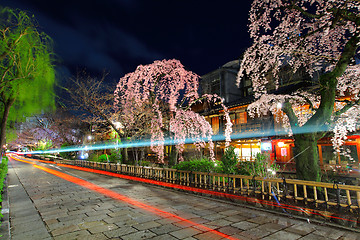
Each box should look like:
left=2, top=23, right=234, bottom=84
left=54, top=159, right=360, bottom=216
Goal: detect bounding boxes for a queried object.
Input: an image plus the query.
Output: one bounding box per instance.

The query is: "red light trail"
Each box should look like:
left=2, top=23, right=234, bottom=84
left=9, top=154, right=360, bottom=226
left=9, top=155, right=239, bottom=240
left=56, top=163, right=359, bottom=223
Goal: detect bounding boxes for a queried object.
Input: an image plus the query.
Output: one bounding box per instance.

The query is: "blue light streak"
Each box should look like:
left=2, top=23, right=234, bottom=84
left=13, top=124, right=330, bottom=155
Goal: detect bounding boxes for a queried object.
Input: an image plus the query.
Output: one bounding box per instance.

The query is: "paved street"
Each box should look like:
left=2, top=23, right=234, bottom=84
left=3, top=156, right=360, bottom=240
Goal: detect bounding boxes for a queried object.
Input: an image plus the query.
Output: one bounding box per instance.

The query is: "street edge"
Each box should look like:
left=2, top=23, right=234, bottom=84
left=0, top=176, right=10, bottom=239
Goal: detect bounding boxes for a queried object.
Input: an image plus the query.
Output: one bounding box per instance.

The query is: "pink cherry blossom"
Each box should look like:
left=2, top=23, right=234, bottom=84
left=238, top=0, right=360, bottom=160
left=114, top=59, right=232, bottom=163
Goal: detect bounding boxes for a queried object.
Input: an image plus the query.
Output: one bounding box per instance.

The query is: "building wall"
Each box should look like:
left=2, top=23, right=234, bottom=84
left=199, top=59, right=360, bottom=173
left=201, top=60, right=243, bottom=104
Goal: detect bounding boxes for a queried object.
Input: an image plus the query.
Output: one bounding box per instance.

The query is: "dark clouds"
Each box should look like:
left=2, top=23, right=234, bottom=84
left=2, top=0, right=252, bottom=81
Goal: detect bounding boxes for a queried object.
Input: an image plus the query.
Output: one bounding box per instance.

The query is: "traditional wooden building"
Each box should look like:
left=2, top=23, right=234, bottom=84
left=199, top=59, right=360, bottom=174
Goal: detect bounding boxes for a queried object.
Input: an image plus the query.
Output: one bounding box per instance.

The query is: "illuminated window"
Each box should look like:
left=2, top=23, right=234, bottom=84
left=236, top=112, right=247, bottom=124
left=252, top=146, right=261, bottom=157
left=242, top=146, right=251, bottom=160
left=211, top=117, right=219, bottom=135
left=230, top=114, right=236, bottom=125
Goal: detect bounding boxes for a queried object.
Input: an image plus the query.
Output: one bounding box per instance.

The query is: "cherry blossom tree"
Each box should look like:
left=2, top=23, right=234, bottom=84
left=238, top=0, right=360, bottom=181
left=120, top=101, right=155, bottom=165
left=10, top=110, right=84, bottom=150
left=114, top=59, right=232, bottom=163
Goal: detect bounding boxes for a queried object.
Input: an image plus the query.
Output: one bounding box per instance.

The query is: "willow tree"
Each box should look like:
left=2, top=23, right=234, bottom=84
left=238, top=0, right=360, bottom=181
left=114, top=59, right=232, bottom=164
left=0, top=7, right=55, bottom=156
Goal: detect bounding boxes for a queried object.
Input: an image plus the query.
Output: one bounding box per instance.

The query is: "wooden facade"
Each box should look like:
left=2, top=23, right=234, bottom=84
left=200, top=60, right=360, bottom=174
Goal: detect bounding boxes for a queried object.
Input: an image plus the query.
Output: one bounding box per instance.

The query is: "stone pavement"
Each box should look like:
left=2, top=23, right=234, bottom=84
left=2, top=157, right=360, bottom=240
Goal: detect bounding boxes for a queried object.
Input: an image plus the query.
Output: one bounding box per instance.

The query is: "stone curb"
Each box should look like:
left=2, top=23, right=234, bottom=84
left=0, top=176, right=10, bottom=239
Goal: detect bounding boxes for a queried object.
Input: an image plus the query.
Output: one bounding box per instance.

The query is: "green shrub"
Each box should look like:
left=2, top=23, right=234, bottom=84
left=0, top=157, right=8, bottom=193
left=87, top=150, right=122, bottom=163
left=173, top=157, right=219, bottom=172
left=236, top=153, right=279, bottom=178
left=220, top=146, right=238, bottom=174
left=0, top=157, right=9, bottom=221
left=140, top=160, right=150, bottom=167
left=98, top=154, right=109, bottom=162
left=109, top=149, right=122, bottom=163
left=87, top=153, right=98, bottom=162
left=236, top=161, right=252, bottom=175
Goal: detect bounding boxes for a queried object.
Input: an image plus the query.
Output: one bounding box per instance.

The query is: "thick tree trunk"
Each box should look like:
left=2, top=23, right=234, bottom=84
left=133, top=148, right=139, bottom=166
left=122, top=147, right=129, bottom=164
left=169, top=146, right=178, bottom=166
left=139, top=148, right=145, bottom=165
left=293, top=133, right=321, bottom=182
left=120, top=137, right=129, bottom=164
left=0, top=98, right=15, bottom=160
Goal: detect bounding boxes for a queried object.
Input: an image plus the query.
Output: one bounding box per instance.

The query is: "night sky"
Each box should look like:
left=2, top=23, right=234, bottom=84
left=2, top=0, right=252, bottom=83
